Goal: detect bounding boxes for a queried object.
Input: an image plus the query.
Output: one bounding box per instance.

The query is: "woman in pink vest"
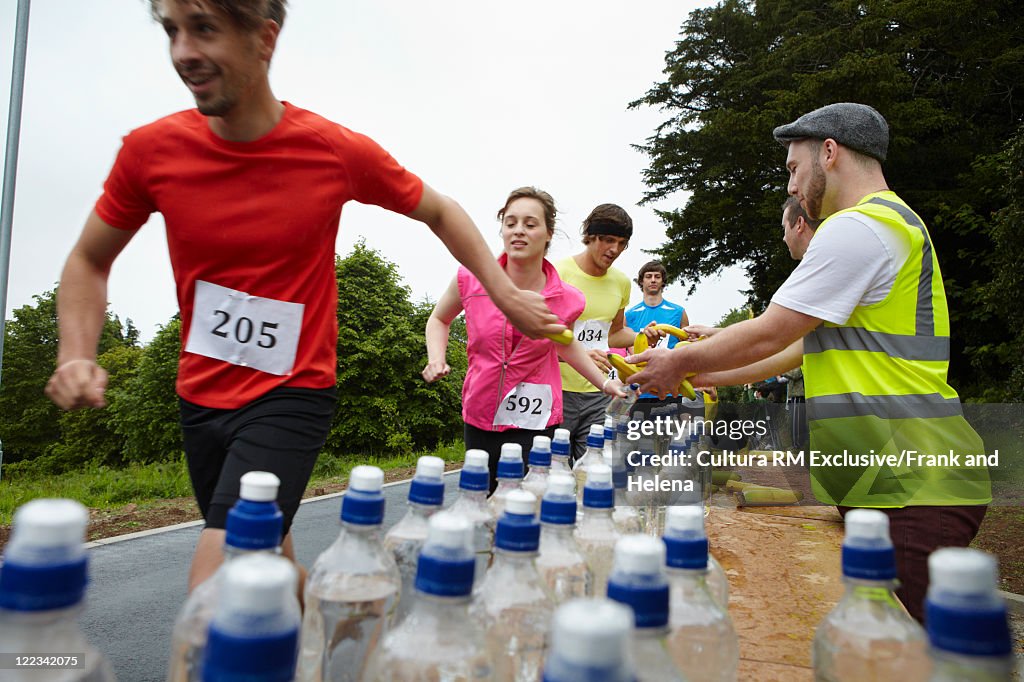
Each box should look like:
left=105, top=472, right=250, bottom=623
left=423, top=187, right=625, bottom=492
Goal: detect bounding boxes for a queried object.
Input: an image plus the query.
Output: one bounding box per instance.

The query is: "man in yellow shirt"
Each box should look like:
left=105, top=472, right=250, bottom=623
left=555, top=204, right=636, bottom=461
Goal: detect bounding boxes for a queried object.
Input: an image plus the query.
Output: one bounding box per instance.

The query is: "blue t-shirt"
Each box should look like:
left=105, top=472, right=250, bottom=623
left=625, top=299, right=686, bottom=349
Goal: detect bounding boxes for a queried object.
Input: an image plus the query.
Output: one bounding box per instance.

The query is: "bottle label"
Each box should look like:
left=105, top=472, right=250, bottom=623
left=853, top=585, right=902, bottom=608
left=494, top=382, right=552, bottom=430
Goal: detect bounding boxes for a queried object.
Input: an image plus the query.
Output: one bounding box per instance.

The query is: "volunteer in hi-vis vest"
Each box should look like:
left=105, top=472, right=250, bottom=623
left=555, top=204, right=637, bottom=462
left=627, top=103, right=989, bottom=622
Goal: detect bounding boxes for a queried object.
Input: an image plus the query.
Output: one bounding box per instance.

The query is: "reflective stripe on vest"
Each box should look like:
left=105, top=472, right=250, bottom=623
left=802, top=192, right=990, bottom=507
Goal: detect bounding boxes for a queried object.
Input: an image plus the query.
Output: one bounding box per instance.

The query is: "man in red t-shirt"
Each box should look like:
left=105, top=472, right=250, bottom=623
left=45, top=0, right=565, bottom=592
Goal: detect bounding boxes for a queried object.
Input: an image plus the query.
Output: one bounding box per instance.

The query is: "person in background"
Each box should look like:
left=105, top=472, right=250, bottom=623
left=632, top=103, right=990, bottom=622
left=554, top=204, right=636, bottom=462
left=423, top=187, right=625, bottom=491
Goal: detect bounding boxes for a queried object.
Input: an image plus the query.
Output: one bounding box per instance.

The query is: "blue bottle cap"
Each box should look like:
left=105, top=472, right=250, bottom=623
left=226, top=499, right=284, bottom=551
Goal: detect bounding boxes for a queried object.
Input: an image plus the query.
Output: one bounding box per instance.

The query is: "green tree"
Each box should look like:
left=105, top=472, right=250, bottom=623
left=110, top=316, right=183, bottom=463
left=0, top=289, right=134, bottom=462
left=330, top=242, right=465, bottom=456
left=632, top=0, right=1024, bottom=397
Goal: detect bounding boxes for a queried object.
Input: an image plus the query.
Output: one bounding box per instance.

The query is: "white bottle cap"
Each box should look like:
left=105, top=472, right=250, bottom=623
left=505, top=489, right=537, bottom=516
left=219, top=554, right=297, bottom=616
left=553, top=428, right=571, bottom=444
left=348, top=465, right=384, bottom=493
left=500, top=443, right=523, bottom=461
left=9, top=498, right=88, bottom=550
left=844, top=508, right=891, bottom=545
left=239, top=471, right=280, bottom=502
left=416, top=455, right=445, bottom=479
left=603, top=416, right=615, bottom=429
left=545, top=473, right=576, bottom=497
left=586, top=463, right=612, bottom=485
left=614, top=534, right=666, bottom=575
left=532, top=435, right=552, bottom=452
left=589, top=423, right=605, bottom=438
left=427, top=511, right=472, bottom=551
left=665, top=505, right=706, bottom=536
left=465, top=449, right=489, bottom=469
left=929, top=547, right=998, bottom=595
left=550, top=598, right=633, bottom=669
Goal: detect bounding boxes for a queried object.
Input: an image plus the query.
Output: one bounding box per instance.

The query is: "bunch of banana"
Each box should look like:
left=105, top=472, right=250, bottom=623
left=602, top=324, right=704, bottom=399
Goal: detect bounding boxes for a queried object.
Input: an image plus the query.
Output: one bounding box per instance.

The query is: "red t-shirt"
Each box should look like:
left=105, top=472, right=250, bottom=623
left=95, top=102, right=424, bottom=408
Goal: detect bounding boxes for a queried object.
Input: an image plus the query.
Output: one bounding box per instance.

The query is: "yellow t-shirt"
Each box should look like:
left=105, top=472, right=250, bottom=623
left=555, top=256, right=631, bottom=393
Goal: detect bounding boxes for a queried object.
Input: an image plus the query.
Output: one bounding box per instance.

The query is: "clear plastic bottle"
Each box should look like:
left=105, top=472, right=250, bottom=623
left=363, top=512, right=493, bottom=681
left=297, top=466, right=400, bottom=682
left=605, top=383, right=640, bottom=422
left=812, top=509, right=931, bottom=682
left=522, top=435, right=552, bottom=513
left=574, top=423, right=609, bottom=505
left=489, top=442, right=524, bottom=519
left=606, top=535, right=686, bottom=682
left=383, top=455, right=445, bottom=625
left=602, top=415, right=617, bottom=464
left=604, top=449, right=642, bottom=534
left=445, top=449, right=495, bottom=587
left=201, top=554, right=301, bottom=682
left=574, top=462, right=621, bottom=597
left=169, top=471, right=285, bottom=682
left=663, top=506, right=738, bottom=681
left=542, top=598, right=636, bottom=682
left=471, top=490, right=552, bottom=681
left=537, top=473, right=593, bottom=603
left=550, top=427, right=575, bottom=491
left=926, top=548, right=1018, bottom=681
left=664, top=503, right=729, bottom=607
left=0, top=499, right=117, bottom=682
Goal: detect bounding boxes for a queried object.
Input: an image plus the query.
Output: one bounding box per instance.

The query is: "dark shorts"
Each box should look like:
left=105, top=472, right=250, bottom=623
left=838, top=504, right=988, bottom=623
left=464, top=423, right=556, bottom=494
left=561, top=391, right=612, bottom=464
left=179, top=386, right=336, bottom=534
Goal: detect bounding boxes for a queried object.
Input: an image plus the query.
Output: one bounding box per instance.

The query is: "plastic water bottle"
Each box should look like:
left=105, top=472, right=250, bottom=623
left=537, top=473, right=593, bottom=603
left=605, top=383, right=639, bottom=422
left=574, top=424, right=608, bottom=505
left=169, top=471, right=285, bottom=682
left=201, top=554, right=300, bottom=682
left=575, top=462, right=621, bottom=596
left=471, top=490, right=552, bottom=681
left=445, top=449, right=495, bottom=586
left=297, top=466, right=400, bottom=682
left=602, top=415, right=617, bottom=464
left=664, top=503, right=728, bottom=607
left=383, top=455, right=445, bottom=625
left=550, top=427, right=575, bottom=489
left=522, top=435, right=552, bottom=512
left=489, top=442, right=524, bottom=519
left=363, top=512, right=493, bottom=680
left=542, top=598, right=636, bottom=682
left=604, top=449, right=642, bottom=534
left=663, top=506, right=738, bottom=681
left=0, top=499, right=117, bottom=682
left=813, top=509, right=930, bottom=681
left=606, top=535, right=685, bottom=681
left=926, top=548, right=1018, bottom=681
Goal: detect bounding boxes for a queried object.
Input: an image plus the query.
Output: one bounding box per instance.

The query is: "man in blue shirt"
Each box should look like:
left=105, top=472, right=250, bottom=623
left=624, top=261, right=689, bottom=348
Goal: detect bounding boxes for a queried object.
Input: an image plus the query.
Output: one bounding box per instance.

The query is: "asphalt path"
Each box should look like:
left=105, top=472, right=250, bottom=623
left=79, top=471, right=461, bottom=682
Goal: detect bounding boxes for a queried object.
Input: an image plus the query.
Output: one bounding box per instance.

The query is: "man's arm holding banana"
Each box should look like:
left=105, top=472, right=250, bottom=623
left=627, top=303, right=820, bottom=398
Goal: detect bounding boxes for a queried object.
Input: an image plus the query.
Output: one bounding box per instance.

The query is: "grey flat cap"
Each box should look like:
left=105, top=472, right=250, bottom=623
left=773, top=103, right=889, bottom=162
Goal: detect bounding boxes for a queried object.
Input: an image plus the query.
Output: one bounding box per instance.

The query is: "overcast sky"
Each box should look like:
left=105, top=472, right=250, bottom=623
left=0, top=0, right=751, bottom=344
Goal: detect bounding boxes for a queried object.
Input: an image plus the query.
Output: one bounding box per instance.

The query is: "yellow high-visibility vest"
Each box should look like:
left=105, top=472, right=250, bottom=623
left=803, top=191, right=991, bottom=507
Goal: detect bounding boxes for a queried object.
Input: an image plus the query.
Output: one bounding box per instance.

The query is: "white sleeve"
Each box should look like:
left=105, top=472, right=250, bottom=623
left=771, top=214, right=898, bottom=325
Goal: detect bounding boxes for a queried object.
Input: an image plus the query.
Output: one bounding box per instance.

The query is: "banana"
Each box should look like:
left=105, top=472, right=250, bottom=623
left=607, top=353, right=641, bottom=381
left=545, top=329, right=574, bottom=346
left=653, top=324, right=689, bottom=339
